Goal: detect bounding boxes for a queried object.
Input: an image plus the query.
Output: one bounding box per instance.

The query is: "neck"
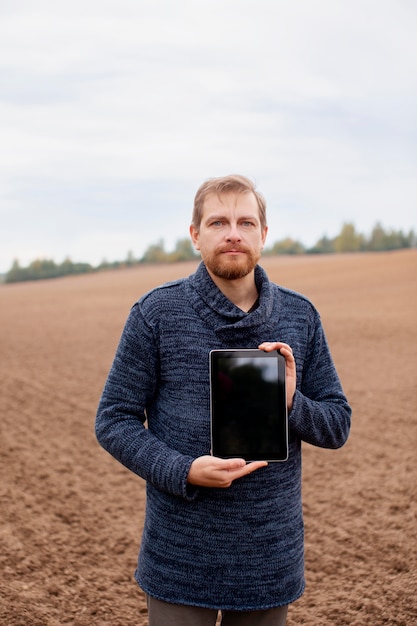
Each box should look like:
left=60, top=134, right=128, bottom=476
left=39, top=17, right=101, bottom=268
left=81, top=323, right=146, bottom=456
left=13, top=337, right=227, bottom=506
left=206, top=268, right=258, bottom=312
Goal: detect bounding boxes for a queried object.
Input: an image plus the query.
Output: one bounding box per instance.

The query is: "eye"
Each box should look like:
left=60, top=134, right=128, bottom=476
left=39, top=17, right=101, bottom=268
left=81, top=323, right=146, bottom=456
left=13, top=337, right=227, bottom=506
left=242, top=220, right=255, bottom=228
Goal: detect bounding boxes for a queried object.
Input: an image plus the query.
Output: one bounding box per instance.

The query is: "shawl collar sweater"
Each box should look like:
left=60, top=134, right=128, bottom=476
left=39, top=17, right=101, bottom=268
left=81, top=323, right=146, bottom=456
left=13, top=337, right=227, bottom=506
left=96, top=262, right=351, bottom=610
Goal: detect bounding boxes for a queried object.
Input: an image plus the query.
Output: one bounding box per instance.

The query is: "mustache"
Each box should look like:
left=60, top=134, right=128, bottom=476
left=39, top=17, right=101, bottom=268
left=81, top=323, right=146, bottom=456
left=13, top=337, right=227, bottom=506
left=218, top=245, right=248, bottom=253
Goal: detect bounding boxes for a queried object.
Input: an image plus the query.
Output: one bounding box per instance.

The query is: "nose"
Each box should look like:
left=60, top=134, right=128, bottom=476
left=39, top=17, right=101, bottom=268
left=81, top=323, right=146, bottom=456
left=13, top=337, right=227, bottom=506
left=225, top=223, right=241, bottom=243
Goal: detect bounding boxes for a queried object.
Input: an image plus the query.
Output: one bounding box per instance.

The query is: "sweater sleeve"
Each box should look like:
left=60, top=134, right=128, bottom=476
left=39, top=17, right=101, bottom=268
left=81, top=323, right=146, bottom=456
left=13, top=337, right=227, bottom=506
left=289, top=309, right=351, bottom=449
left=95, top=303, right=197, bottom=500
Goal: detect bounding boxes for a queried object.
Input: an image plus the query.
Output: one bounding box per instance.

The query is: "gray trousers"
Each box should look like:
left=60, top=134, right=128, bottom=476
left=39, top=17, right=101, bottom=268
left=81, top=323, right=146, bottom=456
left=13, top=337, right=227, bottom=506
left=146, top=595, right=288, bottom=626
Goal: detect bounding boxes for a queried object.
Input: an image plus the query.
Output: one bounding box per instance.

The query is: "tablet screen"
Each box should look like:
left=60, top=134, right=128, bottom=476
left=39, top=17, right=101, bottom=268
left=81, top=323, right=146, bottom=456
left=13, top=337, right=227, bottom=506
left=210, top=349, right=288, bottom=462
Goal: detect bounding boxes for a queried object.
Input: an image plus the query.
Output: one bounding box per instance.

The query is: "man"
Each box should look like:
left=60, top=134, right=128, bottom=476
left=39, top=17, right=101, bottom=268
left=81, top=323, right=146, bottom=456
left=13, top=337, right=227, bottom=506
left=95, top=174, right=351, bottom=625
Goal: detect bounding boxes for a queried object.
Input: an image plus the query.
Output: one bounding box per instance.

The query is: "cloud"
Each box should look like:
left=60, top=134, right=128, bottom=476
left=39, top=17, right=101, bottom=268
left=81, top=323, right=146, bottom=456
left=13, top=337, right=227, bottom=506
left=0, top=0, right=416, bottom=272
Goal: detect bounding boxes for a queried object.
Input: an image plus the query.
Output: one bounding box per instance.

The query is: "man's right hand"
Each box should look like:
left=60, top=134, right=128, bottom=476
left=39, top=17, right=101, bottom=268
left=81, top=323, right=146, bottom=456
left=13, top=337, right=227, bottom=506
left=187, top=455, right=268, bottom=488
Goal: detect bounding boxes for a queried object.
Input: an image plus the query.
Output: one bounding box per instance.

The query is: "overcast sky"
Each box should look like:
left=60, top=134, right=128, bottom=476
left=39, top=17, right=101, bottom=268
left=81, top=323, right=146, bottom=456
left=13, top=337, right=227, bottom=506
left=1, top=0, right=416, bottom=272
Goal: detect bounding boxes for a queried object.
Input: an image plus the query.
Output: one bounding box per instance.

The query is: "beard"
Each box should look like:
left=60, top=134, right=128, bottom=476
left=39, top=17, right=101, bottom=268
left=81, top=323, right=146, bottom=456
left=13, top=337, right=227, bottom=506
left=203, top=247, right=260, bottom=280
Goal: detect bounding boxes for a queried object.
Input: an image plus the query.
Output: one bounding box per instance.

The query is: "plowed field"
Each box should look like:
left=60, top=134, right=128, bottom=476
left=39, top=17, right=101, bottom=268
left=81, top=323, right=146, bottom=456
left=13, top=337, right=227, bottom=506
left=1, top=250, right=416, bottom=625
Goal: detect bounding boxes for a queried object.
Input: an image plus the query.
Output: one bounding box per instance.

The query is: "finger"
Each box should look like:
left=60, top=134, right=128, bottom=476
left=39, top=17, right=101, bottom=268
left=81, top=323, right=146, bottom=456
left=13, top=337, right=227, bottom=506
left=214, top=458, right=247, bottom=471
left=244, top=461, right=269, bottom=473
left=279, top=345, right=294, bottom=359
left=258, top=341, right=294, bottom=357
left=258, top=341, right=277, bottom=351
left=227, top=460, right=268, bottom=479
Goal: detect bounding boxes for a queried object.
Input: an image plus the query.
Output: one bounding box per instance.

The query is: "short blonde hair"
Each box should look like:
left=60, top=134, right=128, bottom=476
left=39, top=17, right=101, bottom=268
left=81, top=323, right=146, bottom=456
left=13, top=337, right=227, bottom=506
left=192, top=174, right=267, bottom=231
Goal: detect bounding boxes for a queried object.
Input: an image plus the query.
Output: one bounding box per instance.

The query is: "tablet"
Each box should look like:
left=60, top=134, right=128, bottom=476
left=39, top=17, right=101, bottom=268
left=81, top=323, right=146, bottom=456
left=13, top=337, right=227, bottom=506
left=210, top=349, right=288, bottom=462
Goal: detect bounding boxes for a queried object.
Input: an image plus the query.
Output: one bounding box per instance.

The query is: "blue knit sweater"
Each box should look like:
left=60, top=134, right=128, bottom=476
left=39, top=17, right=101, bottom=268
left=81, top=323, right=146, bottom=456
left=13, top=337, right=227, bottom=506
left=95, top=262, right=351, bottom=610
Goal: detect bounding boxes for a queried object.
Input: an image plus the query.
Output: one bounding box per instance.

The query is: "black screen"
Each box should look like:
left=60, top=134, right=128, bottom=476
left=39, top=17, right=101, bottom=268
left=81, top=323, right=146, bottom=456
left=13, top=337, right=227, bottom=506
left=210, top=350, right=288, bottom=462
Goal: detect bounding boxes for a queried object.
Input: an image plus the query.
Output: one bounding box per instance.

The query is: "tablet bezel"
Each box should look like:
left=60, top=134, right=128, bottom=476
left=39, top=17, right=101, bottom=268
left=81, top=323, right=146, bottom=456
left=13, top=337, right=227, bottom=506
left=209, top=349, right=288, bottom=462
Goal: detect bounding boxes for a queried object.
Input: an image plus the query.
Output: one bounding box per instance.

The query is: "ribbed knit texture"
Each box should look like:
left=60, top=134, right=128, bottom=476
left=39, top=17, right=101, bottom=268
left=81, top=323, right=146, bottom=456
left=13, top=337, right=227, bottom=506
left=95, top=262, right=351, bottom=610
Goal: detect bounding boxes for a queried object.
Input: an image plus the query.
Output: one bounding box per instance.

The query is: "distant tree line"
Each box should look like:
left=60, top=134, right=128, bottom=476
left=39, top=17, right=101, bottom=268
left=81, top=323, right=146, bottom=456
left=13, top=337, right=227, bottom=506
left=4, top=258, right=94, bottom=284
left=3, top=223, right=415, bottom=284
left=263, top=222, right=416, bottom=256
left=3, top=238, right=200, bottom=283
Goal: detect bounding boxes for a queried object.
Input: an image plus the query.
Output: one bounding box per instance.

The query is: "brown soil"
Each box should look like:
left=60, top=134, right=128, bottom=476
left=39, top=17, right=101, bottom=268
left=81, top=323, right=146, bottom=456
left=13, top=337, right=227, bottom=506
left=1, top=250, right=416, bottom=625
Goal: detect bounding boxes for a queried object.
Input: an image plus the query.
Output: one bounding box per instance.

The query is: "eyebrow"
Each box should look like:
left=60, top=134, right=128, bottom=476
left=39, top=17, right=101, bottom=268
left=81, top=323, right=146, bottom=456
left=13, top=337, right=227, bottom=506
left=205, top=213, right=260, bottom=222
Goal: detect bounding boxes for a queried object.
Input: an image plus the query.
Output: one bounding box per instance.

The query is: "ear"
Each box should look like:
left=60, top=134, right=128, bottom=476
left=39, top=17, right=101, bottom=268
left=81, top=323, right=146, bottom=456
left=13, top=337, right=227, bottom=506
left=261, top=225, right=268, bottom=248
left=189, top=224, right=200, bottom=250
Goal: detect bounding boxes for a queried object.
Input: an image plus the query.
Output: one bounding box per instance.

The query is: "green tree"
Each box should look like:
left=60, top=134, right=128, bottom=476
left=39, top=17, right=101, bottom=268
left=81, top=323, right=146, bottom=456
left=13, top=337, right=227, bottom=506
left=5, top=259, right=23, bottom=282
left=367, top=224, right=415, bottom=251
left=333, top=223, right=363, bottom=253
left=265, top=238, right=305, bottom=255
left=367, top=223, right=386, bottom=251
left=60, top=257, right=75, bottom=275
left=308, top=235, right=335, bottom=254
left=168, top=238, right=199, bottom=262
left=125, top=250, right=137, bottom=266
left=5, top=257, right=93, bottom=283
left=141, top=239, right=167, bottom=263
left=28, top=258, right=58, bottom=280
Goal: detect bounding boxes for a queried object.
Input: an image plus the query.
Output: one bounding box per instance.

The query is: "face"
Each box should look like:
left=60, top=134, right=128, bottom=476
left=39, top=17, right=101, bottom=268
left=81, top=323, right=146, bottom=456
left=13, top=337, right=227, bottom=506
left=190, top=191, right=268, bottom=281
